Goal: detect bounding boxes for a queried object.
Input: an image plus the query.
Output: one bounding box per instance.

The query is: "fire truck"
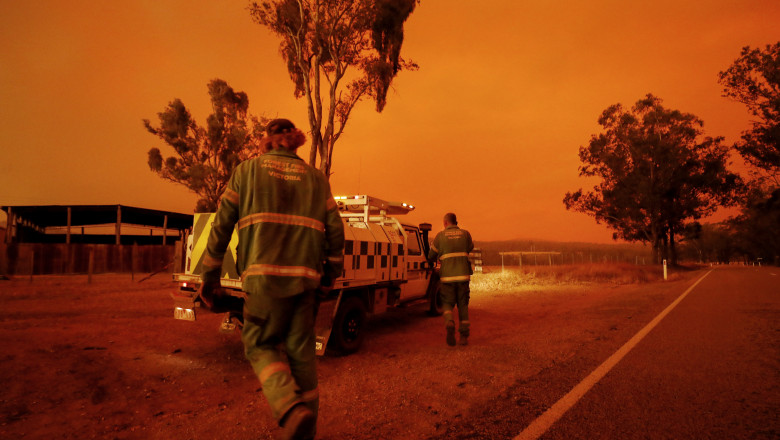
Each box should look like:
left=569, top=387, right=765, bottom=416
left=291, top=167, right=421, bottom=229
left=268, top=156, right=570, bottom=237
left=171, top=195, right=443, bottom=355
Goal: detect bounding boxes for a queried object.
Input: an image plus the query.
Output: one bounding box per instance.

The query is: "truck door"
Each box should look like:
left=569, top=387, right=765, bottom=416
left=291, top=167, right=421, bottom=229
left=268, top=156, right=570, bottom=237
left=400, top=226, right=428, bottom=301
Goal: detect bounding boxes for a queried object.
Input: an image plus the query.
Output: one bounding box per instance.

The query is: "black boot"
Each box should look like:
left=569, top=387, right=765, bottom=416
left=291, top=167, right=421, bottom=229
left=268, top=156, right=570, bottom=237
left=446, top=321, right=456, bottom=346
left=459, top=321, right=470, bottom=345
left=280, top=404, right=315, bottom=440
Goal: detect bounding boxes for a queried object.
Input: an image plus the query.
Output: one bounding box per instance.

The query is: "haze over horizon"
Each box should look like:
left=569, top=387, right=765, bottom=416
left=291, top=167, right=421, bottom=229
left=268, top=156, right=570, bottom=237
left=2, top=1, right=779, bottom=242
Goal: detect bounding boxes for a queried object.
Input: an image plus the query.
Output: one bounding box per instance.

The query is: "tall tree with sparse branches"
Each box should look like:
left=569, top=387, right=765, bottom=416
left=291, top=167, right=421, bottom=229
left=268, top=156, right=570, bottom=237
left=144, top=79, right=266, bottom=212
left=248, top=0, right=419, bottom=176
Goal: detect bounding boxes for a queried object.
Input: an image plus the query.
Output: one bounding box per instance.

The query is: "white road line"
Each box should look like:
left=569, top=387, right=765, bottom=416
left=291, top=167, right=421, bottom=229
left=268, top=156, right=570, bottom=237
left=514, top=270, right=713, bottom=440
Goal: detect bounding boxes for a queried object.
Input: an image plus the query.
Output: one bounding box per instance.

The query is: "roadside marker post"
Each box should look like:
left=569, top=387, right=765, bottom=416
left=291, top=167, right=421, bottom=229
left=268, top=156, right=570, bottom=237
left=663, top=259, right=667, bottom=280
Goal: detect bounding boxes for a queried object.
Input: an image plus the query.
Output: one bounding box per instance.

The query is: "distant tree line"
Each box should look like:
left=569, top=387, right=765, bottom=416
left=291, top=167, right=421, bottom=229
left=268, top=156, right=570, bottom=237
left=565, top=42, right=780, bottom=266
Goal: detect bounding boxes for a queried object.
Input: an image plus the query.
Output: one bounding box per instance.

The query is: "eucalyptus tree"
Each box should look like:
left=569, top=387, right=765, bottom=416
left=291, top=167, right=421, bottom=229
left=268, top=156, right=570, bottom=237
left=564, top=94, right=740, bottom=264
left=719, top=42, right=780, bottom=186
left=718, top=42, right=780, bottom=263
left=249, top=0, right=419, bottom=176
left=144, top=79, right=265, bottom=212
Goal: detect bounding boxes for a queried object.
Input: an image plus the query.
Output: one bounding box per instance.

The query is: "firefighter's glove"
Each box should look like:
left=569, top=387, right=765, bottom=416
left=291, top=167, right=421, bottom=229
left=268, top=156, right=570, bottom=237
left=198, top=281, right=221, bottom=310
left=198, top=281, right=241, bottom=313
left=318, top=273, right=334, bottom=299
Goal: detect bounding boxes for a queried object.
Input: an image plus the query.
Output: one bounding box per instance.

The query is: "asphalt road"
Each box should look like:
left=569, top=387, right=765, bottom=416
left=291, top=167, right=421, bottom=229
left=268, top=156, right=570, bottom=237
left=524, top=266, right=780, bottom=440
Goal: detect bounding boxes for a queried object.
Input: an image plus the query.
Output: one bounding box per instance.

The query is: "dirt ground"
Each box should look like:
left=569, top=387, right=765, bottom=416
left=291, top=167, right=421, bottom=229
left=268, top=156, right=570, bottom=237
left=0, top=267, right=701, bottom=439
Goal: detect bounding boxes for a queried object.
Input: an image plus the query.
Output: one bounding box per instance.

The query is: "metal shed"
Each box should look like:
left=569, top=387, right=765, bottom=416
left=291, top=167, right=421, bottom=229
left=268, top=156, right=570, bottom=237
left=2, top=205, right=193, bottom=245
left=1, top=205, right=194, bottom=276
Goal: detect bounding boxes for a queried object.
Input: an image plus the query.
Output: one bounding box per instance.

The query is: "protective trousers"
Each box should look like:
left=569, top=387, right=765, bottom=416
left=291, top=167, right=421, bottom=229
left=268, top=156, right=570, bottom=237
left=440, top=281, right=470, bottom=337
left=241, top=289, right=318, bottom=434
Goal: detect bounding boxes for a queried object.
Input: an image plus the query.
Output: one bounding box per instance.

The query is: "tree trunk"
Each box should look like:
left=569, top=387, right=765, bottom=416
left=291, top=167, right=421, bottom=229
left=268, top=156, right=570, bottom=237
left=669, top=223, right=677, bottom=266
left=323, top=137, right=335, bottom=177
left=309, top=136, right=319, bottom=167
left=651, top=227, right=660, bottom=264
left=662, top=230, right=669, bottom=264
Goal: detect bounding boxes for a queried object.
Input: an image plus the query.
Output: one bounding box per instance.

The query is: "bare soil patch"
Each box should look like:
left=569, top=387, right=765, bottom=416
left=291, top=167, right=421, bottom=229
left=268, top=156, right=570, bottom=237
left=0, top=266, right=701, bottom=439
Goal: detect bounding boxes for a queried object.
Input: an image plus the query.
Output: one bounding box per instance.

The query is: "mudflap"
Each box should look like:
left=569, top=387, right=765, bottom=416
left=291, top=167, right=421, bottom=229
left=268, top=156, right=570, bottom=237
left=171, top=291, right=197, bottom=321
left=314, top=292, right=343, bottom=356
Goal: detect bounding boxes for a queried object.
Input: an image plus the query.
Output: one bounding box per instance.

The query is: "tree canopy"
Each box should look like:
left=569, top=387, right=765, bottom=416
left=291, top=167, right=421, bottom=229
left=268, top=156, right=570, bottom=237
left=717, top=42, right=780, bottom=263
left=718, top=42, right=780, bottom=186
left=563, top=94, right=741, bottom=264
left=248, top=0, right=419, bottom=176
left=144, top=79, right=265, bottom=212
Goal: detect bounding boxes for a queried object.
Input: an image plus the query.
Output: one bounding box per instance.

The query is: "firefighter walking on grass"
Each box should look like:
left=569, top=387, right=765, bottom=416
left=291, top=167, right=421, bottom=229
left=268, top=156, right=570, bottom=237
left=428, top=212, right=474, bottom=346
left=197, top=119, right=344, bottom=440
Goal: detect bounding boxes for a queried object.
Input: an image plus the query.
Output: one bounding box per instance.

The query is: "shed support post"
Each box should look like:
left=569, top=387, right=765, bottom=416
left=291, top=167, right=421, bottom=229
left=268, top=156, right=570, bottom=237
left=66, top=207, right=71, bottom=245
left=115, top=205, right=122, bottom=245
left=5, top=208, right=14, bottom=244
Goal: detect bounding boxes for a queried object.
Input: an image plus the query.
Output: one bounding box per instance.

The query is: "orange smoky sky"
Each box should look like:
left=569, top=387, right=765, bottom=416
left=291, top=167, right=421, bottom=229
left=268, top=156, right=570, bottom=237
left=1, top=1, right=778, bottom=242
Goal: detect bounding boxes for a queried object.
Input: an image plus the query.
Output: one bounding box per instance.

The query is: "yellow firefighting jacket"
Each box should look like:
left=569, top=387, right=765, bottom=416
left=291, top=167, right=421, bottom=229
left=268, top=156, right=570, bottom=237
left=202, top=149, right=345, bottom=297
left=428, top=225, right=474, bottom=283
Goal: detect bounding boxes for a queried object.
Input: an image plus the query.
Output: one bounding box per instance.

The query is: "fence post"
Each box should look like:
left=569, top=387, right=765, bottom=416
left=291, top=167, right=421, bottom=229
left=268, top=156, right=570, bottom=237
left=29, top=250, right=34, bottom=282
left=131, top=244, right=135, bottom=281
left=163, top=214, right=168, bottom=246
left=663, top=259, right=668, bottom=281
left=68, top=245, right=74, bottom=274
left=88, top=248, right=94, bottom=284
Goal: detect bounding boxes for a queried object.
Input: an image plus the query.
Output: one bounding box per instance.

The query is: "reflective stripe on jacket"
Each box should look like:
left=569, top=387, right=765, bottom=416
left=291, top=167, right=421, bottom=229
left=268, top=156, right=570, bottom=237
left=202, top=149, right=345, bottom=297
left=428, top=225, right=474, bottom=283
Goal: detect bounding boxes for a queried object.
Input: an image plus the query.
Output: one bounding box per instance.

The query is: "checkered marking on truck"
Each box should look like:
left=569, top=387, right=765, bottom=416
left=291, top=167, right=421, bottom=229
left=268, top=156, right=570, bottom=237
left=343, top=240, right=400, bottom=272
left=341, top=221, right=405, bottom=283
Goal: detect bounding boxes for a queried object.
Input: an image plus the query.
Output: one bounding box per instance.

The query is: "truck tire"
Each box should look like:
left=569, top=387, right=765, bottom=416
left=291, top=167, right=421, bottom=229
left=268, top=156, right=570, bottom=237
left=427, top=281, right=443, bottom=316
left=329, top=296, right=367, bottom=354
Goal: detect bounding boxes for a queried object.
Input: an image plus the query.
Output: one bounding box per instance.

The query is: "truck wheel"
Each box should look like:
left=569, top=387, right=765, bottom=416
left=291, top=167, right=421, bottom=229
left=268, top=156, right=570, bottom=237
left=428, top=282, right=443, bottom=316
left=329, top=296, right=367, bottom=354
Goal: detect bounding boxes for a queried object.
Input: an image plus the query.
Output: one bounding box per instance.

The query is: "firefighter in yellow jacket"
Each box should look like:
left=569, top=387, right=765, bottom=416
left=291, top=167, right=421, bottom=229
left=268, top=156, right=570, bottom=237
left=428, top=212, right=474, bottom=346
left=198, top=119, right=344, bottom=440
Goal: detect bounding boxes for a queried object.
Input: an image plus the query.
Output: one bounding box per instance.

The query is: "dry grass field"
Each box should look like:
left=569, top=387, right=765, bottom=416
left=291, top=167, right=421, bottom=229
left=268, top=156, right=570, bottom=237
left=473, top=263, right=681, bottom=292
